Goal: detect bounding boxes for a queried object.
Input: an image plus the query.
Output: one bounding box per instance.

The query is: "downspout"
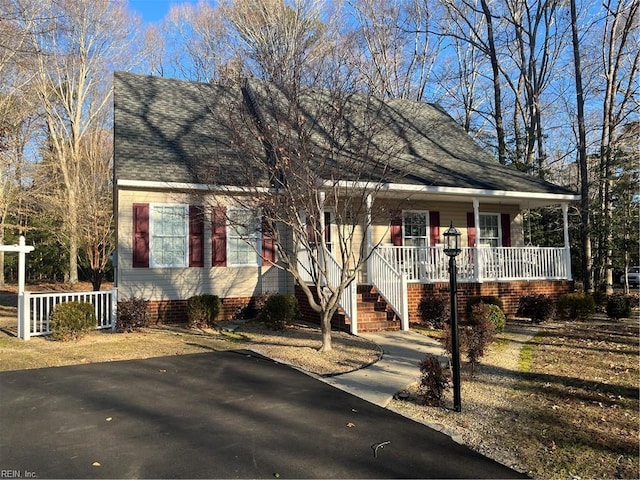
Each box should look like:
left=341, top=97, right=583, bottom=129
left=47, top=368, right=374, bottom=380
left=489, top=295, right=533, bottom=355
left=562, top=203, right=572, bottom=280
left=473, top=198, right=481, bottom=282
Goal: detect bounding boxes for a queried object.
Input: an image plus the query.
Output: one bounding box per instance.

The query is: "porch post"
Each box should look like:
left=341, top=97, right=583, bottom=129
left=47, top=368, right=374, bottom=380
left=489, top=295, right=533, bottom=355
left=473, top=198, right=481, bottom=282
left=562, top=203, right=572, bottom=280
left=365, top=194, right=373, bottom=284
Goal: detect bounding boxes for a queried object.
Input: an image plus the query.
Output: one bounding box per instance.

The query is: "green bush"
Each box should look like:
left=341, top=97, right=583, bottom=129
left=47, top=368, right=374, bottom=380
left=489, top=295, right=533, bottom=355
left=487, top=304, right=506, bottom=332
left=417, top=354, right=450, bottom=406
left=187, top=294, right=221, bottom=328
left=606, top=296, right=631, bottom=320
left=257, top=294, right=300, bottom=330
left=117, top=297, right=149, bottom=331
left=557, top=293, right=595, bottom=320
left=517, top=294, right=556, bottom=323
left=49, top=301, right=96, bottom=341
left=417, top=295, right=449, bottom=329
left=466, top=296, right=503, bottom=317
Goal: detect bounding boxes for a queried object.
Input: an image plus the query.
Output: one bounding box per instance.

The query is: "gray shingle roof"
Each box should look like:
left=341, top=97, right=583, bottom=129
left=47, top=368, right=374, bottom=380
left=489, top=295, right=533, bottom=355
left=114, top=71, right=575, bottom=196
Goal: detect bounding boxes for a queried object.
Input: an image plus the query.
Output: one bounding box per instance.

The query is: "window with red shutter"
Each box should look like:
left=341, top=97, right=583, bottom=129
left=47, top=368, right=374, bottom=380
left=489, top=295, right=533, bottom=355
left=132, top=203, right=149, bottom=268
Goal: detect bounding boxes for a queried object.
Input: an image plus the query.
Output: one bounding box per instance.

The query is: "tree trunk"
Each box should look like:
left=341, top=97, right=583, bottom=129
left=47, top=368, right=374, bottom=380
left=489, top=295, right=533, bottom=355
left=319, top=309, right=333, bottom=352
left=570, top=0, right=592, bottom=293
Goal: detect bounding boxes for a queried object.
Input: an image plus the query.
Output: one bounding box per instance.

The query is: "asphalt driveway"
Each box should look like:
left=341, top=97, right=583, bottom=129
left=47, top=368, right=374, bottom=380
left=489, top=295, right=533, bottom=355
left=0, top=351, right=526, bottom=479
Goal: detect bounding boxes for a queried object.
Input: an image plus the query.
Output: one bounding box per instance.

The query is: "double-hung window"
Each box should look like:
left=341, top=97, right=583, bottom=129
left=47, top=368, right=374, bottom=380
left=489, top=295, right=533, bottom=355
left=227, top=208, right=261, bottom=266
left=478, top=214, right=500, bottom=247
left=403, top=211, right=429, bottom=247
left=150, top=204, right=188, bottom=267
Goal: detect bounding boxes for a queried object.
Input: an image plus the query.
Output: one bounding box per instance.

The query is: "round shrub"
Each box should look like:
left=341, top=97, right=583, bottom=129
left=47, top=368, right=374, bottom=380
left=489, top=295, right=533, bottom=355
left=557, top=293, right=595, bottom=320
left=117, top=297, right=149, bottom=331
left=49, top=301, right=96, bottom=341
left=487, top=304, right=506, bottom=332
left=517, top=294, right=555, bottom=323
left=466, top=295, right=503, bottom=317
left=257, top=294, right=300, bottom=330
left=418, top=354, right=450, bottom=406
left=417, top=295, right=449, bottom=328
left=187, top=294, right=221, bottom=328
left=606, top=295, right=631, bottom=320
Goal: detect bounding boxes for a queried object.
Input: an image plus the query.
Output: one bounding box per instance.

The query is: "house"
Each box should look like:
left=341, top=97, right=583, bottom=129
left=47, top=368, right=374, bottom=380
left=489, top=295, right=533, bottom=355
left=113, top=72, right=580, bottom=332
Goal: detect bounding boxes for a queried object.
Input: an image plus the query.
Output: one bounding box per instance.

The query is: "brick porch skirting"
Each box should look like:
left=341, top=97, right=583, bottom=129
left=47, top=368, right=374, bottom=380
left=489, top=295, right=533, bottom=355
left=137, top=296, right=254, bottom=324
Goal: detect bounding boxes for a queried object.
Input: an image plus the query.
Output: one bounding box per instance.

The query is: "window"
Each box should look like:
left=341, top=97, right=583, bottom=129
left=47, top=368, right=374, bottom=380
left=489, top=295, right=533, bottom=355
left=227, top=208, right=261, bottom=266
left=150, top=205, right=188, bottom=267
left=403, top=211, right=428, bottom=247
left=478, top=214, right=500, bottom=247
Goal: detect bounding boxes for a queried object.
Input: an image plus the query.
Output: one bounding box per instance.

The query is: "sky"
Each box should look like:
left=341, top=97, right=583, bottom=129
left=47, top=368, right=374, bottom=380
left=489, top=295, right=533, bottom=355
left=128, top=0, right=201, bottom=23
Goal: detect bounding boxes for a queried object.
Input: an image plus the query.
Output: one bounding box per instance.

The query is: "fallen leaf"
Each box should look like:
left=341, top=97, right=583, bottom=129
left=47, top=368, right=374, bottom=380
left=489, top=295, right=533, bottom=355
left=106, top=417, right=112, bottom=422
left=92, top=462, right=101, bottom=467
left=346, top=422, right=356, bottom=428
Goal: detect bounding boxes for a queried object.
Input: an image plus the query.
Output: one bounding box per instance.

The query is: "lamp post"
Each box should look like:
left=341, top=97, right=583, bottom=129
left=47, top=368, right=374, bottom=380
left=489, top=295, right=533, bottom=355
left=443, top=222, right=462, bottom=412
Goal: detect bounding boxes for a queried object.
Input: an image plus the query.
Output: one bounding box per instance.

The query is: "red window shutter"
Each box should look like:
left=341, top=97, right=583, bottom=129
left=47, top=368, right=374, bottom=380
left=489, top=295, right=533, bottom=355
left=189, top=205, right=204, bottom=267
left=429, top=211, right=440, bottom=246
left=466, top=212, right=476, bottom=247
left=306, top=215, right=318, bottom=246
left=212, top=207, right=227, bottom=267
left=262, top=218, right=276, bottom=265
left=132, top=203, right=149, bottom=268
left=501, top=213, right=511, bottom=247
left=390, top=211, right=403, bottom=246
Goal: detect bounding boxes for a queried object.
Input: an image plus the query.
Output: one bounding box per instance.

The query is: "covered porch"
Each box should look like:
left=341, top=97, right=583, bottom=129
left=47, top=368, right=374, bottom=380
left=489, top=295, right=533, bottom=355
left=297, top=183, right=579, bottom=335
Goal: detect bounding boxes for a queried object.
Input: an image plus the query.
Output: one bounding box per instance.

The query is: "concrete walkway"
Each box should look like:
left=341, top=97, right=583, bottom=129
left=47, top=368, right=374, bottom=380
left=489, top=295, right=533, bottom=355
left=321, top=330, right=446, bottom=407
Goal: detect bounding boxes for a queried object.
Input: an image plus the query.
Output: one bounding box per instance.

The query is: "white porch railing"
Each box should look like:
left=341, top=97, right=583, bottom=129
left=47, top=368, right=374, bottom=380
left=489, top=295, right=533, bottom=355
left=19, top=289, right=118, bottom=340
left=297, top=248, right=358, bottom=334
left=369, top=249, right=408, bottom=330
left=377, top=245, right=568, bottom=283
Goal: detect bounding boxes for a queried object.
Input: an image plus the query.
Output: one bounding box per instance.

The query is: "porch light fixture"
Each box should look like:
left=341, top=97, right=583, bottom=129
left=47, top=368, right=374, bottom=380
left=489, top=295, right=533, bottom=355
left=443, top=222, right=461, bottom=257
left=443, top=222, right=462, bottom=412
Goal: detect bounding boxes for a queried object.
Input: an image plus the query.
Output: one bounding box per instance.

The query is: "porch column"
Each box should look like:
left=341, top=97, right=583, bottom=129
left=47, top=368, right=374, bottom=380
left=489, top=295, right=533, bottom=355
left=473, top=198, right=481, bottom=282
left=562, top=203, right=572, bottom=280
left=365, top=194, right=373, bottom=284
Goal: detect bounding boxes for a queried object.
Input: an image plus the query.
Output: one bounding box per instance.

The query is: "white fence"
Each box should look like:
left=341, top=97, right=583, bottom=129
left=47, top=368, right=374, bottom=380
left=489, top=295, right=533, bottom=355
left=18, top=289, right=117, bottom=340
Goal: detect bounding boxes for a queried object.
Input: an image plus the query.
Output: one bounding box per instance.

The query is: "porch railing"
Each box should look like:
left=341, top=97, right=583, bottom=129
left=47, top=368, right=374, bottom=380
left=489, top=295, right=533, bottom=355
left=377, top=245, right=568, bottom=283
left=297, top=248, right=358, bottom=334
left=19, top=289, right=117, bottom=340
left=369, top=249, right=408, bottom=330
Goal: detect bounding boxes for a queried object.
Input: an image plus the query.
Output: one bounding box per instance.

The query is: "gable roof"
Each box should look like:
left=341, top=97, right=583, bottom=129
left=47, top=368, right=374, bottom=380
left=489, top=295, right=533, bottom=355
left=114, top=71, right=576, bottom=197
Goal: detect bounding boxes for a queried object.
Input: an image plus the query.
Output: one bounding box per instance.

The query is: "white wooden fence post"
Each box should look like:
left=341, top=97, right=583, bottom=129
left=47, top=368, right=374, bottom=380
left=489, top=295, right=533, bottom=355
left=110, top=288, right=118, bottom=331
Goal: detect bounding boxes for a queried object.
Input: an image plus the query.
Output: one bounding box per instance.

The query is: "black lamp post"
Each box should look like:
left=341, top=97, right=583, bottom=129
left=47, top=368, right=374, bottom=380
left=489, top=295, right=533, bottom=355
left=443, top=222, right=462, bottom=412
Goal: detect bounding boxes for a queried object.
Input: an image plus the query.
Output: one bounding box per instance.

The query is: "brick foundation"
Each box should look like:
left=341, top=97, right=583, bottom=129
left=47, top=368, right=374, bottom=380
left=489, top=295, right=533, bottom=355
left=140, top=296, right=255, bottom=324
left=407, top=280, right=575, bottom=324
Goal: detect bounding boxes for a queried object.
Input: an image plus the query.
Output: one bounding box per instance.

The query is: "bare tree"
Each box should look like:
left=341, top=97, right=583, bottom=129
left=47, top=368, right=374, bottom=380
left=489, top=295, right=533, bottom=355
left=23, top=0, right=137, bottom=283
left=570, top=0, right=593, bottom=293
left=213, top=80, right=406, bottom=352
left=594, top=0, right=639, bottom=293
left=346, top=0, right=444, bottom=101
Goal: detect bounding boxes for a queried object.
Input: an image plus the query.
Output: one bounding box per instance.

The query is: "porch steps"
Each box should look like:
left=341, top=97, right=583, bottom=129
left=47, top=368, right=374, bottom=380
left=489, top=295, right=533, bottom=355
left=335, top=285, right=401, bottom=332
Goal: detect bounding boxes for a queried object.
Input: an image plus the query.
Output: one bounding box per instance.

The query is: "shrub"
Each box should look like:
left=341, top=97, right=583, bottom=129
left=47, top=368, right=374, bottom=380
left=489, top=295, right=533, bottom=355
left=557, top=293, right=595, bottom=320
left=417, top=354, right=450, bottom=406
left=442, top=302, right=495, bottom=374
left=117, top=297, right=149, bottom=331
left=606, top=296, right=631, bottom=320
left=517, top=294, right=555, bottom=323
left=417, top=295, right=449, bottom=328
left=487, top=304, right=506, bottom=332
left=257, top=294, right=300, bottom=330
left=461, top=302, right=496, bottom=372
left=466, top=295, right=503, bottom=317
left=233, top=292, right=271, bottom=320
left=187, top=294, right=221, bottom=328
left=49, top=301, right=96, bottom=341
